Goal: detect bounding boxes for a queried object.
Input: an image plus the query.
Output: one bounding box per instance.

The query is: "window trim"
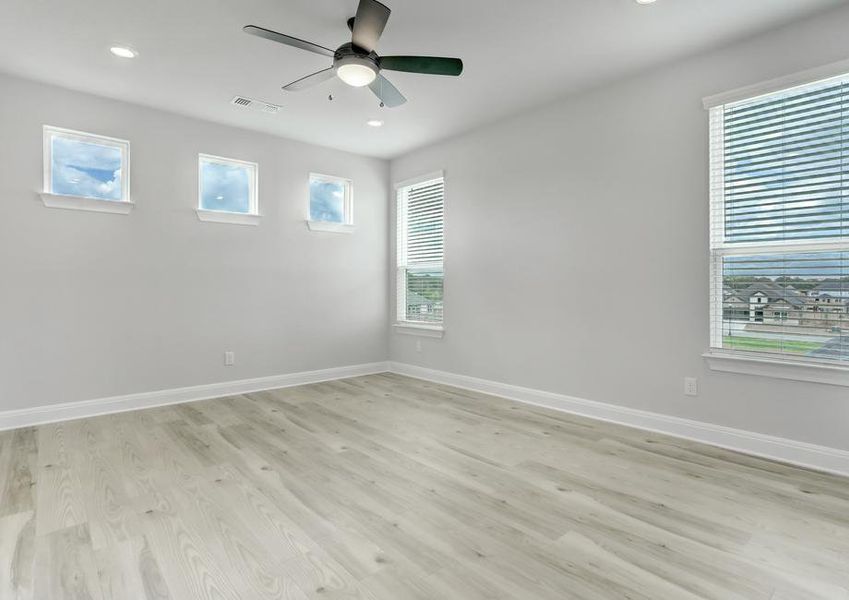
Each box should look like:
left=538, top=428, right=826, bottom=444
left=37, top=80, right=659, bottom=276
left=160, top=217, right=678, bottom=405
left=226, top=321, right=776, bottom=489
left=395, top=171, right=445, bottom=191
left=704, top=351, right=849, bottom=387
left=395, top=170, right=445, bottom=333
left=705, top=67, right=849, bottom=381
left=307, top=172, right=353, bottom=231
left=703, top=57, right=849, bottom=109
left=41, top=125, right=133, bottom=214
left=306, top=220, right=356, bottom=234
left=196, top=153, right=260, bottom=226
left=393, top=323, right=445, bottom=338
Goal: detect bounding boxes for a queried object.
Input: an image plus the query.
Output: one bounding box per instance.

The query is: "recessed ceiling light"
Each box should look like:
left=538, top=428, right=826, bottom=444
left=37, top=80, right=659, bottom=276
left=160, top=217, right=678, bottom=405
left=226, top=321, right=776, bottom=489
left=109, top=46, right=138, bottom=59
left=366, top=119, right=384, bottom=127
left=635, top=0, right=656, bottom=4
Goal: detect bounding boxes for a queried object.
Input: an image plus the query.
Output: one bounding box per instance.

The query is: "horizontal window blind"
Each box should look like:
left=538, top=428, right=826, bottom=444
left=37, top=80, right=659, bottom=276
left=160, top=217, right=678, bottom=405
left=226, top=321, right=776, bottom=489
left=405, top=180, right=444, bottom=263
left=397, top=175, right=444, bottom=324
left=709, top=73, right=849, bottom=364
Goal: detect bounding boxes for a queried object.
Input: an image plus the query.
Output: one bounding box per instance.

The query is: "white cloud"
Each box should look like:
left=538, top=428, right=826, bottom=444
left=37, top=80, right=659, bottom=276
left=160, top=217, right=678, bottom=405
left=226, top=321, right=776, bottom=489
left=51, top=137, right=122, bottom=200
left=200, top=161, right=251, bottom=213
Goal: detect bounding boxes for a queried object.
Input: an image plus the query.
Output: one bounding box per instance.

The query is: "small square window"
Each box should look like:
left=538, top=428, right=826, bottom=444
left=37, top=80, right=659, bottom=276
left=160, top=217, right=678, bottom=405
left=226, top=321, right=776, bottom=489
left=43, top=126, right=130, bottom=203
left=309, top=173, right=352, bottom=225
left=198, top=154, right=258, bottom=215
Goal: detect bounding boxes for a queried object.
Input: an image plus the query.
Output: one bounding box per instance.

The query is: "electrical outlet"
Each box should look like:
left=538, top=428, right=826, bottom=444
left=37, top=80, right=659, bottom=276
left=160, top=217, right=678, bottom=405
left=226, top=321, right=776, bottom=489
left=415, top=340, right=422, bottom=353
left=684, top=377, right=698, bottom=397
left=224, top=351, right=235, bottom=366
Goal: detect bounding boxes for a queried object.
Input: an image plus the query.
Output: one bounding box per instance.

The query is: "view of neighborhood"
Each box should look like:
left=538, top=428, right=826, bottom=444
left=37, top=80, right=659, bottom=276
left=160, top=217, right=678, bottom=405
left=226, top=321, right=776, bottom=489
left=406, top=271, right=444, bottom=323
left=723, top=277, right=849, bottom=360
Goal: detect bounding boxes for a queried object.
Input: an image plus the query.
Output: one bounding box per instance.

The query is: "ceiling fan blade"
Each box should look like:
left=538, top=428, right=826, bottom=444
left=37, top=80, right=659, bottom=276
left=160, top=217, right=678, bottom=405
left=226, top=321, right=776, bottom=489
left=243, top=25, right=335, bottom=58
left=351, top=0, right=390, bottom=52
left=283, top=68, right=336, bottom=91
left=379, top=56, right=463, bottom=76
left=368, top=74, right=406, bottom=108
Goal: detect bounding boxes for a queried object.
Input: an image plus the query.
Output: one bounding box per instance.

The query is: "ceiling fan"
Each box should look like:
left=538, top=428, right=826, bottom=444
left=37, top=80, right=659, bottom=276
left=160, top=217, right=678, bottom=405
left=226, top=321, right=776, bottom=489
left=243, top=0, right=463, bottom=108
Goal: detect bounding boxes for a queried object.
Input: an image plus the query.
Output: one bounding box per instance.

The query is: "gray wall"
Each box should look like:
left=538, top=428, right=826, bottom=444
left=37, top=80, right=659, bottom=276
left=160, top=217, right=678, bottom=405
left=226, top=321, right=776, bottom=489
left=390, top=5, right=849, bottom=451
left=0, top=73, right=389, bottom=411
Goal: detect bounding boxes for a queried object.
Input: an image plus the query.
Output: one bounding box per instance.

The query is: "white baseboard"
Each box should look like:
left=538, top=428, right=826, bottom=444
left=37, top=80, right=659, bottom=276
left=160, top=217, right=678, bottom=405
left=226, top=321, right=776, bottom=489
left=388, top=362, right=849, bottom=478
left=5, top=359, right=847, bottom=478
left=0, top=362, right=390, bottom=431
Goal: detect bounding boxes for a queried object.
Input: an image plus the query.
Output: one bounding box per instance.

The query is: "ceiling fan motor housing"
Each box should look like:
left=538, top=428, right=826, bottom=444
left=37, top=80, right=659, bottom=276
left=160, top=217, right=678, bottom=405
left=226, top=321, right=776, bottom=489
left=334, top=43, right=378, bottom=65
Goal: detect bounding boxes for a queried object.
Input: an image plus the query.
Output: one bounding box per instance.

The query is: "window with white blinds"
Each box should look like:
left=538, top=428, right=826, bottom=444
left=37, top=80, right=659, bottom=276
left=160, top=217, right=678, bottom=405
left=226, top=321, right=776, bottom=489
left=709, top=73, right=849, bottom=365
left=396, top=173, right=444, bottom=326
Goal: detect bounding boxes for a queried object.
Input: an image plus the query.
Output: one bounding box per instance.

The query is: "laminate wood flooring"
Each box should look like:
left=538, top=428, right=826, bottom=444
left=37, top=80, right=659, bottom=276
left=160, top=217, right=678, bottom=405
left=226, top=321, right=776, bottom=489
left=1, top=373, right=848, bottom=599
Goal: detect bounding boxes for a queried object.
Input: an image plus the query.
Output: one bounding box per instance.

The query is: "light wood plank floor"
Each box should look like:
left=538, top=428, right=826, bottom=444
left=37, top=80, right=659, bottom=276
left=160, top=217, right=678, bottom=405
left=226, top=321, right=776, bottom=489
left=1, top=373, right=848, bottom=599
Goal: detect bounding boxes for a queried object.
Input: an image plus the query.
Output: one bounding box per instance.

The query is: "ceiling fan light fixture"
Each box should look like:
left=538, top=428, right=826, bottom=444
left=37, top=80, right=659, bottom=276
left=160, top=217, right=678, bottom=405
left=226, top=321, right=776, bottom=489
left=336, top=57, right=377, bottom=87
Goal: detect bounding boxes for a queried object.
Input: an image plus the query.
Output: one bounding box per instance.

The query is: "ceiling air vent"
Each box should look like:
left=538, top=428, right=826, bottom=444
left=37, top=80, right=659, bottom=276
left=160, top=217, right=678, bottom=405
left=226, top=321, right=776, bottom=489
left=230, top=96, right=282, bottom=114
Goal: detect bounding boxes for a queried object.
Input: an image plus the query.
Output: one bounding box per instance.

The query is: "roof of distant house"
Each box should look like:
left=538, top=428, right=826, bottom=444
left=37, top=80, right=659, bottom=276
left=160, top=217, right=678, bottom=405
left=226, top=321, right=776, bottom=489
left=739, top=282, right=807, bottom=307
left=812, top=281, right=849, bottom=294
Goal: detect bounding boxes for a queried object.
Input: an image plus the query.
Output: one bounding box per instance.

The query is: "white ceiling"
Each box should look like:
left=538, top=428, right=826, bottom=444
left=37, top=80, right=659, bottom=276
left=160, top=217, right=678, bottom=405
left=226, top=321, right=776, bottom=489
left=0, top=0, right=845, bottom=158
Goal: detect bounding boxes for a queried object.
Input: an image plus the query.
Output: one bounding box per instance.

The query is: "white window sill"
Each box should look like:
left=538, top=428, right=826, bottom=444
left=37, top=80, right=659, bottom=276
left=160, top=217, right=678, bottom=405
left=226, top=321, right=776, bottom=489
left=703, top=350, right=849, bottom=387
left=196, top=209, right=260, bottom=226
left=40, top=192, right=134, bottom=214
left=394, top=323, right=444, bottom=338
left=306, top=220, right=356, bottom=234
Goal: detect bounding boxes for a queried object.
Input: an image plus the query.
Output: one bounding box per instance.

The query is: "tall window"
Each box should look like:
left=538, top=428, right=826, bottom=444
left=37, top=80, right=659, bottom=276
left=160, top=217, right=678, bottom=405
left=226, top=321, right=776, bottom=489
left=709, top=73, right=849, bottom=365
left=396, top=173, right=444, bottom=327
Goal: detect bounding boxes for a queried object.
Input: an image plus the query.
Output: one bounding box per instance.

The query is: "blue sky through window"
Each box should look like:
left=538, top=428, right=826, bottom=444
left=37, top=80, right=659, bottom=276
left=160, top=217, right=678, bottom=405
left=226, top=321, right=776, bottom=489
left=200, top=159, right=252, bottom=213
left=51, top=136, right=123, bottom=201
left=310, top=178, right=346, bottom=223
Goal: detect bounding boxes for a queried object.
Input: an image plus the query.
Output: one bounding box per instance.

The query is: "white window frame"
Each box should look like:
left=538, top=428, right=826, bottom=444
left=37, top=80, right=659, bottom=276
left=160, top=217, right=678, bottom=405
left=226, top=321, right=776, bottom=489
left=40, top=125, right=132, bottom=214
left=703, top=60, right=849, bottom=386
left=196, top=153, right=260, bottom=226
left=394, top=171, right=445, bottom=338
left=306, top=173, right=355, bottom=233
